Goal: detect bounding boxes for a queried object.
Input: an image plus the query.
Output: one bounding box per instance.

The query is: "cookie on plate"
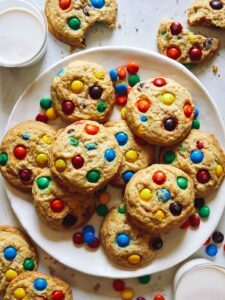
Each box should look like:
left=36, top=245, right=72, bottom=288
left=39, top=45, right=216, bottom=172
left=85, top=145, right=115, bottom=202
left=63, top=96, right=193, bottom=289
left=0, top=121, right=56, bottom=193
left=157, top=19, right=219, bottom=64
left=125, top=78, right=195, bottom=146
left=188, top=0, right=225, bottom=28
left=104, top=120, right=155, bottom=187
left=0, top=226, right=38, bottom=293
left=51, top=60, right=115, bottom=123
left=3, top=271, right=72, bottom=300
left=125, top=164, right=195, bottom=234
left=50, top=120, right=122, bottom=194
left=32, top=169, right=96, bottom=230
left=100, top=204, right=163, bottom=268
left=160, top=129, right=225, bottom=197
left=45, top=0, right=118, bottom=48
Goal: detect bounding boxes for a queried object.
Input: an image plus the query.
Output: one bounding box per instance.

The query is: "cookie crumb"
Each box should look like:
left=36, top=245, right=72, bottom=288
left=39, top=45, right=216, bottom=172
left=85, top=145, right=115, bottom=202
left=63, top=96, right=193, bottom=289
left=212, top=65, right=218, bottom=74
left=118, top=22, right=122, bottom=29
left=93, top=283, right=100, bottom=292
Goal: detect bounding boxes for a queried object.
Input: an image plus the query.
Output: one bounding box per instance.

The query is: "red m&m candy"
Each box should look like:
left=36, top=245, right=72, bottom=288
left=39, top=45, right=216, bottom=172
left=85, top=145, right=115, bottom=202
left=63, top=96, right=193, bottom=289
left=73, top=232, right=84, bottom=245
left=183, top=103, right=193, bottom=117
left=154, top=295, right=165, bottom=300
left=36, top=113, right=48, bottom=123
left=196, top=141, right=204, bottom=150
left=116, top=95, right=127, bottom=105
left=14, top=146, right=27, bottom=160
left=72, top=155, right=84, bottom=169
left=166, top=47, right=181, bottom=60
left=170, top=21, right=183, bottom=35
left=88, top=237, right=100, bottom=249
left=153, top=171, right=166, bottom=185
left=85, top=124, right=99, bottom=135
left=59, top=0, right=71, bottom=10
left=62, top=101, right=75, bottom=115
left=113, top=279, right=125, bottom=292
left=126, top=62, right=139, bottom=74
left=50, top=200, right=65, bottom=213
left=152, top=78, right=167, bottom=87
left=52, top=290, right=65, bottom=300
left=19, top=169, right=32, bottom=181
left=117, top=67, right=126, bottom=79
left=189, top=214, right=200, bottom=228
left=196, top=169, right=210, bottom=184
left=189, top=46, right=202, bottom=61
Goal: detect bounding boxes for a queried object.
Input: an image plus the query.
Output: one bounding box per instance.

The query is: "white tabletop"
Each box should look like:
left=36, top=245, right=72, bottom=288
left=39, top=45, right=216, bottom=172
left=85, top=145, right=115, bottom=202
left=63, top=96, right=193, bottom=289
left=0, top=0, right=225, bottom=299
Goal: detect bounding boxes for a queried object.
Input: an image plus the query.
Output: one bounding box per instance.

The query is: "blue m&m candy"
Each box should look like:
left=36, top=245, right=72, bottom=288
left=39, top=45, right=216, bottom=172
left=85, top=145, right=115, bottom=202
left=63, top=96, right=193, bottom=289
left=4, top=247, right=17, bottom=261
left=205, top=244, right=218, bottom=257
left=122, top=170, right=135, bottom=183
left=190, top=150, right=204, bottom=163
left=109, top=69, right=118, bottom=81
left=194, top=107, right=199, bottom=118
left=91, top=0, right=105, bottom=9
left=115, top=132, right=128, bottom=146
left=84, top=232, right=95, bottom=245
left=116, top=233, right=130, bottom=247
left=157, top=189, right=171, bottom=202
left=105, top=149, right=116, bottom=162
left=83, top=225, right=95, bottom=235
left=140, top=116, right=148, bottom=122
left=115, top=84, right=127, bottom=95
left=34, top=278, right=47, bottom=291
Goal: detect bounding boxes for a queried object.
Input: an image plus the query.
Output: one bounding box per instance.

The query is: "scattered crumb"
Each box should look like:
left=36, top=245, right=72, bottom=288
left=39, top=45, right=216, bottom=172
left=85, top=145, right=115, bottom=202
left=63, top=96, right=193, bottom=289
left=70, top=46, right=76, bottom=53
left=212, top=65, right=219, bottom=74
left=93, top=283, right=101, bottom=292
left=135, top=27, right=139, bottom=32
left=118, top=22, right=122, bottom=29
left=49, top=266, right=56, bottom=276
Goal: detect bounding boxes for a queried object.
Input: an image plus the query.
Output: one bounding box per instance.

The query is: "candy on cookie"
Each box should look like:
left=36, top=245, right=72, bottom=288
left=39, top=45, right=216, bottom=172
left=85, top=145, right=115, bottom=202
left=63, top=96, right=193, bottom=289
left=160, top=129, right=225, bottom=197
left=45, top=0, right=118, bottom=48
left=157, top=19, right=219, bottom=65
left=0, top=226, right=38, bottom=293
left=125, top=164, right=195, bottom=234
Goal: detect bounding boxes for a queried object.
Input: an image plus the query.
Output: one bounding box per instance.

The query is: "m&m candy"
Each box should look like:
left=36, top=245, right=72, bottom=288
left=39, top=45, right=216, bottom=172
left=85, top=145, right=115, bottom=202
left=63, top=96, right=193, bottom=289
left=104, top=149, right=116, bottom=162
left=0, top=152, right=8, bottom=166
left=68, top=17, right=81, bottom=30
left=113, top=279, right=125, bottom=292
left=170, top=21, right=182, bottom=35
left=163, top=118, right=177, bottom=131
left=166, top=47, right=181, bottom=60
left=96, top=204, right=108, bottom=216
left=4, top=247, right=17, bottom=260
left=117, top=66, right=126, bottom=79
left=62, top=101, right=75, bottom=115
left=128, top=74, right=140, bottom=87
left=36, top=176, right=51, bottom=190
left=88, top=237, right=100, bottom=249
left=73, top=232, right=84, bottom=244
left=126, top=62, right=139, bottom=74
left=153, top=171, right=166, bottom=185
left=212, top=231, right=224, bottom=244
left=51, top=290, right=65, bottom=300
left=23, top=258, right=35, bottom=271
left=136, top=98, right=150, bottom=113
left=109, top=69, right=118, bottom=81
left=19, top=169, right=32, bottom=181
left=122, top=171, right=134, bottom=183
left=34, top=278, right=47, bottom=291
left=151, top=237, right=163, bottom=250
left=169, top=202, right=183, bottom=216
left=190, top=150, right=204, bottom=163
left=90, top=0, right=105, bottom=9
left=196, top=169, right=210, bottom=184
left=83, top=231, right=95, bottom=245
left=116, top=233, right=130, bottom=247
left=14, top=146, right=27, bottom=160
left=152, top=78, right=167, bottom=87
left=89, top=85, right=103, bottom=99
left=205, top=243, right=218, bottom=257
left=59, top=0, right=71, bottom=10
left=72, top=155, right=84, bottom=169
left=36, top=113, right=48, bottom=123
left=177, top=177, right=188, bottom=189
left=85, top=124, right=99, bottom=135
left=153, top=295, right=165, bottom=300
left=210, top=0, right=223, bottom=10
left=51, top=200, right=65, bottom=213
left=40, top=97, right=52, bottom=110
left=189, top=214, right=200, bottom=228
left=138, top=275, right=151, bottom=284
left=115, top=132, right=128, bottom=145
left=86, top=170, right=101, bottom=182
left=115, top=84, right=127, bottom=95
left=116, top=95, right=127, bottom=105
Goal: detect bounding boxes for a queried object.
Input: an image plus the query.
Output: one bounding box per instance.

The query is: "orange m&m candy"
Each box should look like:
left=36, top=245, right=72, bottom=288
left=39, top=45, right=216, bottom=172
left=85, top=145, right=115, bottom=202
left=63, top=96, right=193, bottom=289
left=14, top=145, right=27, bottom=160
left=85, top=124, right=99, bottom=135
left=136, top=98, right=150, bottom=113
left=59, top=0, right=71, bottom=10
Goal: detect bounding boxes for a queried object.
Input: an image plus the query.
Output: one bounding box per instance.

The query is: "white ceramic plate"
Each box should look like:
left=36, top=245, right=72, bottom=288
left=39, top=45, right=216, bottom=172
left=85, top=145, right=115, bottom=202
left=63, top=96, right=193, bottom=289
left=5, top=46, right=225, bottom=278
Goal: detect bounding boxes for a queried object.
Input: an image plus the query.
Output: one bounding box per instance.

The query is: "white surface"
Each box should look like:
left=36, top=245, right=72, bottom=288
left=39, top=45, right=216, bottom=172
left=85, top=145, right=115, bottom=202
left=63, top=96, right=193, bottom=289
left=0, top=0, right=225, bottom=299
left=5, top=46, right=225, bottom=279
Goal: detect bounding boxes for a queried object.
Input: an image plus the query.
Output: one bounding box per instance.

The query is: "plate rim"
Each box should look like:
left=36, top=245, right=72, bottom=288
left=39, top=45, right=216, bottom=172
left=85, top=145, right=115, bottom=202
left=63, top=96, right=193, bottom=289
left=4, top=46, right=225, bottom=278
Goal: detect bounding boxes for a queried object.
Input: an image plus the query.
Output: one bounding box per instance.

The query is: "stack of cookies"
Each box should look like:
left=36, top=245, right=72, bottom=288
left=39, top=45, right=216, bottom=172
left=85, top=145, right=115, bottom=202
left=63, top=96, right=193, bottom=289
left=0, top=60, right=225, bottom=270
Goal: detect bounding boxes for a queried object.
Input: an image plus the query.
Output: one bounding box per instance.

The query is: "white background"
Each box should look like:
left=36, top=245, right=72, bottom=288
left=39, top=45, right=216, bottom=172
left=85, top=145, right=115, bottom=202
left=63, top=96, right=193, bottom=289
left=0, top=0, right=225, bottom=299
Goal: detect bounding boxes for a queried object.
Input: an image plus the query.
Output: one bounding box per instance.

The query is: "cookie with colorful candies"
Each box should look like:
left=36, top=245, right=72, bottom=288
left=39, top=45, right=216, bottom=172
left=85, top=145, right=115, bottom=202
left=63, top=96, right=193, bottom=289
left=3, top=271, right=72, bottom=300
left=157, top=19, right=219, bottom=65
left=160, top=129, right=225, bottom=197
left=125, top=164, right=195, bottom=234
left=125, top=77, right=195, bottom=146
left=104, top=119, right=154, bottom=187
left=45, top=0, right=118, bottom=48
left=0, top=226, right=38, bottom=293
left=0, top=121, right=56, bottom=193
left=32, top=169, right=96, bottom=231
left=50, top=120, right=122, bottom=194
left=51, top=60, right=115, bottom=124
left=100, top=204, right=163, bottom=268
left=188, top=0, right=225, bottom=29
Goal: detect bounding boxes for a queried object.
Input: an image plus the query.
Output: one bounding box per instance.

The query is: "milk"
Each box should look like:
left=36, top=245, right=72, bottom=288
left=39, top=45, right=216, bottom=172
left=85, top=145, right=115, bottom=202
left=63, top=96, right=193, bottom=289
left=0, top=7, right=45, bottom=66
left=175, top=263, right=225, bottom=300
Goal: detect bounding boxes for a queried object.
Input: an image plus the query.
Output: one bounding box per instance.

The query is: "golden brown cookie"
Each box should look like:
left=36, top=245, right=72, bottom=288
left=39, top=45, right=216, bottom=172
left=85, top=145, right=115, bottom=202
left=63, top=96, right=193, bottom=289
left=0, top=121, right=56, bottom=193
left=160, top=129, right=225, bottom=197
left=45, top=0, right=118, bottom=48
left=32, top=169, right=96, bottom=230
left=125, top=164, right=195, bottom=234
left=51, top=60, right=115, bottom=123
left=157, top=19, right=219, bottom=64
left=50, top=120, right=122, bottom=194
left=125, top=78, right=195, bottom=146
left=0, top=226, right=38, bottom=294
left=104, top=120, right=154, bottom=187
left=3, top=271, right=72, bottom=300
left=100, top=204, right=163, bottom=268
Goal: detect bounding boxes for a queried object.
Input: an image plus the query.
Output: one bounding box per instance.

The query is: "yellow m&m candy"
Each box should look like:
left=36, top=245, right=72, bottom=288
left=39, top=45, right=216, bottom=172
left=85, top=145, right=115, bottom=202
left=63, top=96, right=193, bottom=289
left=128, top=254, right=141, bottom=265
left=94, top=71, right=104, bottom=79
left=161, top=93, right=175, bottom=105
left=36, top=154, right=48, bottom=168
left=42, top=135, right=52, bottom=145
left=120, top=107, right=126, bottom=119
left=122, top=288, right=134, bottom=300
left=125, top=150, right=138, bottom=163
left=140, top=188, right=151, bottom=201
left=216, top=164, right=223, bottom=177
left=46, top=108, right=57, bottom=120
left=14, top=288, right=26, bottom=299
left=55, top=159, right=66, bottom=172
left=71, top=80, right=84, bottom=94
left=5, top=269, right=17, bottom=281
left=155, top=210, right=165, bottom=220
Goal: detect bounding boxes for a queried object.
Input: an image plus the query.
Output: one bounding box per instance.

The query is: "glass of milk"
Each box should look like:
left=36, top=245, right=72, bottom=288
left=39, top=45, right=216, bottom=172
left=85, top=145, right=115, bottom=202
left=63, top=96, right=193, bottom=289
left=0, top=0, right=48, bottom=67
left=174, top=258, right=225, bottom=300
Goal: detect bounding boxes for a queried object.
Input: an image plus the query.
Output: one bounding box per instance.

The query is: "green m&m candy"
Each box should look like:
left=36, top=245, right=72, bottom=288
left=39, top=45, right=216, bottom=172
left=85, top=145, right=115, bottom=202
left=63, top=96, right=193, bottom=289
left=40, top=98, right=52, bottom=110
left=177, top=177, right=188, bottom=189
left=0, top=152, right=8, bottom=166
left=163, top=151, right=175, bottom=164
left=86, top=170, right=100, bottom=183
left=68, top=17, right=81, bottom=30
left=36, top=176, right=51, bottom=190
left=23, top=258, right=35, bottom=271
left=199, top=205, right=210, bottom=218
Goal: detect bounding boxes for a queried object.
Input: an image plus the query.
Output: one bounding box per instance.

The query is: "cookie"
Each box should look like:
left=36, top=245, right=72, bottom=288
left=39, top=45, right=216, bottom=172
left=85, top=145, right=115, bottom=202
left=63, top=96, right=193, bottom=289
left=160, top=129, right=225, bottom=197
left=125, top=164, right=195, bottom=234
left=188, top=0, right=225, bottom=28
left=0, top=121, right=56, bottom=193
left=50, top=120, right=122, bottom=194
left=157, top=19, right=219, bottom=65
left=125, top=78, right=195, bottom=146
left=100, top=204, right=162, bottom=268
left=0, top=226, right=38, bottom=293
left=45, top=0, right=118, bottom=48
left=104, top=120, right=154, bottom=187
left=32, top=169, right=96, bottom=230
left=3, top=271, right=72, bottom=300
left=51, top=60, right=115, bottom=123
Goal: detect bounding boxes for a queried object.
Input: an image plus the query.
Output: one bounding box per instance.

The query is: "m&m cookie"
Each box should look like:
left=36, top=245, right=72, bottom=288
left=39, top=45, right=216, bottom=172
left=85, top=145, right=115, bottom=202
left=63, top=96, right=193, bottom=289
left=45, top=0, right=118, bottom=48
left=125, top=164, right=195, bottom=234
left=32, top=170, right=96, bottom=230
left=125, top=78, right=195, bottom=146
left=100, top=205, right=162, bottom=268
left=188, top=0, right=225, bottom=29
left=157, top=19, right=219, bottom=65
left=3, top=271, right=72, bottom=300
left=51, top=61, right=115, bottom=123
left=0, top=121, right=56, bottom=193
left=160, top=129, right=225, bottom=197
left=104, top=120, right=154, bottom=187
left=0, top=226, right=37, bottom=293
left=50, top=121, right=122, bottom=194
